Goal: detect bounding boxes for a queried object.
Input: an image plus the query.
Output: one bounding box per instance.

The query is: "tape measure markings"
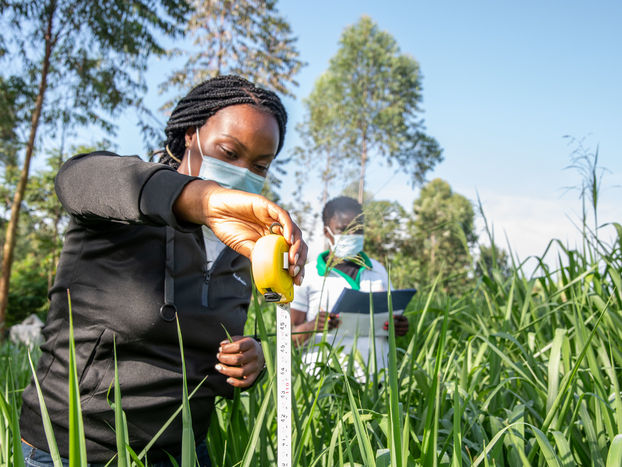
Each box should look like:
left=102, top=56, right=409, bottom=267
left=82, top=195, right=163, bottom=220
left=276, top=304, right=292, bottom=466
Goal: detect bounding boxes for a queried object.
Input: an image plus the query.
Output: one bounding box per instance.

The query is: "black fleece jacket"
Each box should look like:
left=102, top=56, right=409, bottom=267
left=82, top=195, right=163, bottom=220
left=20, top=152, right=253, bottom=463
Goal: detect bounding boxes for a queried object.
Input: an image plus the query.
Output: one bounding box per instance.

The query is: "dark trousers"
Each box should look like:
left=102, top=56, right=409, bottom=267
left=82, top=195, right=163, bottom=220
left=22, top=440, right=212, bottom=466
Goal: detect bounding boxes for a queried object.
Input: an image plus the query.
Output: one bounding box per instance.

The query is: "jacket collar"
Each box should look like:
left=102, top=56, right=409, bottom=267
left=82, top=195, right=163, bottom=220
left=315, top=250, right=372, bottom=290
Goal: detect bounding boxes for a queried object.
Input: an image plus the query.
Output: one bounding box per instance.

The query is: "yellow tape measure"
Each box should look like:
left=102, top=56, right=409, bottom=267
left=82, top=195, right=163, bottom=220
left=251, top=223, right=294, bottom=303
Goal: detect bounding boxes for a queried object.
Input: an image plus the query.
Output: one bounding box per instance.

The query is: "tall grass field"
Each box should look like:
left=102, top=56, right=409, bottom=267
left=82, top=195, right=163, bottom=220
left=1, top=221, right=622, bottom=466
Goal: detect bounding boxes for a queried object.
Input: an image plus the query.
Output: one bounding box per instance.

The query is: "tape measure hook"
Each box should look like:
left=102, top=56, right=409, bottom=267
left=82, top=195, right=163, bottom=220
left=269, top=222, right=283, bottom=235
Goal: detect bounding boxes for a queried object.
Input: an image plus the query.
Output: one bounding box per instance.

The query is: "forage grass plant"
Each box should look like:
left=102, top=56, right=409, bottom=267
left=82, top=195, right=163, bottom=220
left=2, top=220, right=621, bottom=465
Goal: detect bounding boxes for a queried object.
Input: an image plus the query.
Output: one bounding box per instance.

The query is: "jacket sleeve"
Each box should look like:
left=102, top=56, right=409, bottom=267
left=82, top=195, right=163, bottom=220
left=55, top=151, right=199, bottom=231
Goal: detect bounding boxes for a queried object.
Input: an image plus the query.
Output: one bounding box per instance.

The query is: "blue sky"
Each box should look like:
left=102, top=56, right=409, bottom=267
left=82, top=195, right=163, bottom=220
left=116, top=1, right=622, bottom=262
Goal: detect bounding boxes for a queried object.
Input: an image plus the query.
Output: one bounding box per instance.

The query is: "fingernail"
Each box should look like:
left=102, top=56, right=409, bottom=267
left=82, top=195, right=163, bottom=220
left=218, top=346, right=222, bottom=354
left=294, top=253, right=299, bottom=265
left=227, top=378, right=234, bottom=384
left=215, top=364, right=222, bottom=371
left=294, top=265, right=300, bottom=277
left=385, top=321, right=389, bottom=325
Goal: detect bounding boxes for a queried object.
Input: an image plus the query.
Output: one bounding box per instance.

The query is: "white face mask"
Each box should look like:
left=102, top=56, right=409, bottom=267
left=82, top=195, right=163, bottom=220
left=188, top=127, right=266, bottom=194
left=327, top=226, right=365, bottom=259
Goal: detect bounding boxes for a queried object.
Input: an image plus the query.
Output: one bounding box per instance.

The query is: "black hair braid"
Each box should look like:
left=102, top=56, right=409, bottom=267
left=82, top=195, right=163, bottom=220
left=160, top=75, right=287, bottom=168
left=322, top=196, right=363, bottom=226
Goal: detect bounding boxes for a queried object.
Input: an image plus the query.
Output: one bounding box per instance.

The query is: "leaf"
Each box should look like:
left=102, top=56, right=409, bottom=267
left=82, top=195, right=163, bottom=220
left=67, top=290, right=87, bottom=466
left=28, top=351, right=62, bottom=467
left=606, top=434, right=622, bottom=467
left=175, top=315, right=196, bottom=467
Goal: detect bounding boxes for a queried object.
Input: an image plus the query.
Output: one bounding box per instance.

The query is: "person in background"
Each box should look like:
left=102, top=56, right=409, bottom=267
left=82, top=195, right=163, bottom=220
left=20, top=75, right=306, bottom=467
left=290, top=196, right=408, bottom=378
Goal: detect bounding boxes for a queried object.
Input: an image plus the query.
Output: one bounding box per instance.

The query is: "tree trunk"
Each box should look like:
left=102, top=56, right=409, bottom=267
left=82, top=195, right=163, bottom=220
left=358, top=127, right=367, bottom=204
left=321, top=150, right=330, bottom=208
left=321, top=150, right=330, bottom=250
left=48, top=132, right=66, bottom=291
left=0, top=3, right=55, bottom=332
left=48, top=211, right=61, bottom=291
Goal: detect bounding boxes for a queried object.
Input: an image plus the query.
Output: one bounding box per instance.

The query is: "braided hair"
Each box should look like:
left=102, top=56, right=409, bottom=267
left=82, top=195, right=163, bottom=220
left=322, top=196, right=363, bottom=226
left=160, top=75, right=287, bottom=168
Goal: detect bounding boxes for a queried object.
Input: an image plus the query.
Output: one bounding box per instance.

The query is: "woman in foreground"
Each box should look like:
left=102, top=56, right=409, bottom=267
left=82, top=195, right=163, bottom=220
left=20, top=75, right=306, bottom=466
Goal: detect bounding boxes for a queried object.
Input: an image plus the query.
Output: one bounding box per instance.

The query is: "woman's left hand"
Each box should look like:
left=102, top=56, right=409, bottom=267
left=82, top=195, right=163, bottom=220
left=215, top=336, right=265, bottom=388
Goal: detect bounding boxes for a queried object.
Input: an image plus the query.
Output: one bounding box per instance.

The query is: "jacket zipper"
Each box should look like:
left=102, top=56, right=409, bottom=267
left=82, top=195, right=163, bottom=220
left=201, top=246, right=230, bottom=308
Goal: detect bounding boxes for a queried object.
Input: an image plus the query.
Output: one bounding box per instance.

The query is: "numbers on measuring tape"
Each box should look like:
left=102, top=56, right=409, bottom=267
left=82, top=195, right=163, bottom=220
left=276, top=304, right=292, bottom=467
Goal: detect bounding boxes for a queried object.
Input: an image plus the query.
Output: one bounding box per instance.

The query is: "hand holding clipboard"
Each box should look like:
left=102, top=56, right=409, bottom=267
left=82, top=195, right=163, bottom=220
left=330, top=289, right=416, bottom=337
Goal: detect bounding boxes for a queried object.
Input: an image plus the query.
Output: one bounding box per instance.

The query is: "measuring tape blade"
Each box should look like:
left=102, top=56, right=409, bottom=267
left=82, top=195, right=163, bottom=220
left=250, top=229, right=293, bottom=466
left=276, top=303, right=291, bottom=467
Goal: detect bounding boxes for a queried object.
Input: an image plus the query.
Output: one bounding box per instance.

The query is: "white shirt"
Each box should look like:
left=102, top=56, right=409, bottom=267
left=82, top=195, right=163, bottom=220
left=292, top=251, right=390, bottom=376
left=202, top=226, right=226, bottom=268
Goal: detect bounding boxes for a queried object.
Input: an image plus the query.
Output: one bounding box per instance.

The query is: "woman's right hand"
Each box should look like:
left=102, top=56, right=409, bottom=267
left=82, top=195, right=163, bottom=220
left=291, top=310, right=340, bottom=346
left=312, top=311, right=340, bottom=332
left=173, top=180, right=307, bottom=285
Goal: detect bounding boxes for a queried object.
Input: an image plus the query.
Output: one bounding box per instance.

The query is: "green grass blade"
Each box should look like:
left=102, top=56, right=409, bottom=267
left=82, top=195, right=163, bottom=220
left=137, top=375, right=207, bottom=461
left=421, top=305, right=449, bottom=467
left=472, top=422, right=524, bottom=467
left=551, top=431, right=576, bottom=467
left=606, top=434, right=622, bottom=467
left=240, top=377, right=275, bottom=467
left=67, top=289, right=87, bottom=466
left=1, top=365, right=25, bottom=467
left=27, top=351, right=62, bottom=467
left=111, top=336, right=130, bottom=467
left=175, top=314, right=196, bottom=467
left=451, top=380, right=463, bottom=467
left=541, top=301, right=609, bottom=434
left=547, top=329, right=566, bottom=412
left=531, top=426, right=563, bottom=467
left=343, top=373, right=375, bottom=465
left=385, top=286, right=403, bottom=467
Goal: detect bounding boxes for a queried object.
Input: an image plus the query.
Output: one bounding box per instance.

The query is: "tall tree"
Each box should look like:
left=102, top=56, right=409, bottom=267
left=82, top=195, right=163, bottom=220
left=362, top=199, right=408, bottom=269
left=293, top=74, right=350, bottom=210
left=159, top=0, right=304, bottom=106
left=406, top=178, right=477, bottom=294
left=159, top=0, right=304, bottom=217
left=0, top=0, right=189, bottom=332
left=296, top=15, right=443, bottom=204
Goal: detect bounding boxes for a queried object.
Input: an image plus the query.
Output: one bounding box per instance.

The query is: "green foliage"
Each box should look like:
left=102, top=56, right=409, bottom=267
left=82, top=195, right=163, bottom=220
left=564, top=136, right=609, bottom=236
left=0, top=0, right=188, bottom=141
left=0, top=75, right=32, bottom=167
left=6, top=252, right=49, bottom=327
left=405, top=178, right=477, bottom=295
left=1, top=221, right=622, bottom=465
left=0, top=0, right=191, bottom=330
left=292, top=72, right=352, bottom=209
left=362, top=199, right=407, bottom=269
left=160, top=0, right=304, bottom=103
left=158, top=0, right=304, bottom=209
left=4, top=147, right=97, bottom=326
left=294, top=15, right=442, bottom=204
left=475, top=244, right=512, bottom=282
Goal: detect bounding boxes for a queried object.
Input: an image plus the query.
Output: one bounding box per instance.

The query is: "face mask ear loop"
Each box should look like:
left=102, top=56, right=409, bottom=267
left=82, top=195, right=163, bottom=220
left=325, top=226, right=336, bottom=250
left=186, top=147, right=192, bottom=175
left=196, top=127, right=205, bottom=158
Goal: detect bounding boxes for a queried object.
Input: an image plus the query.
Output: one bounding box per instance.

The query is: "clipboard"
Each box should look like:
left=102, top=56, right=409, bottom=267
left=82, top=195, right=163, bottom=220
left=330, top=288, right=416, bottom=337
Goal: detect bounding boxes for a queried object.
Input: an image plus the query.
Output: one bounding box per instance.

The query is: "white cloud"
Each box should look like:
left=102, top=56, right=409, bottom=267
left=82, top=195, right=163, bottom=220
left=474, top=190, right=620, bottom=264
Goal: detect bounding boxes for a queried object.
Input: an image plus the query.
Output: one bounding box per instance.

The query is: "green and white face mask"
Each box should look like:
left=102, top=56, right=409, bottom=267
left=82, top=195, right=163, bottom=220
left=189, top=127, right=266, bottom=194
